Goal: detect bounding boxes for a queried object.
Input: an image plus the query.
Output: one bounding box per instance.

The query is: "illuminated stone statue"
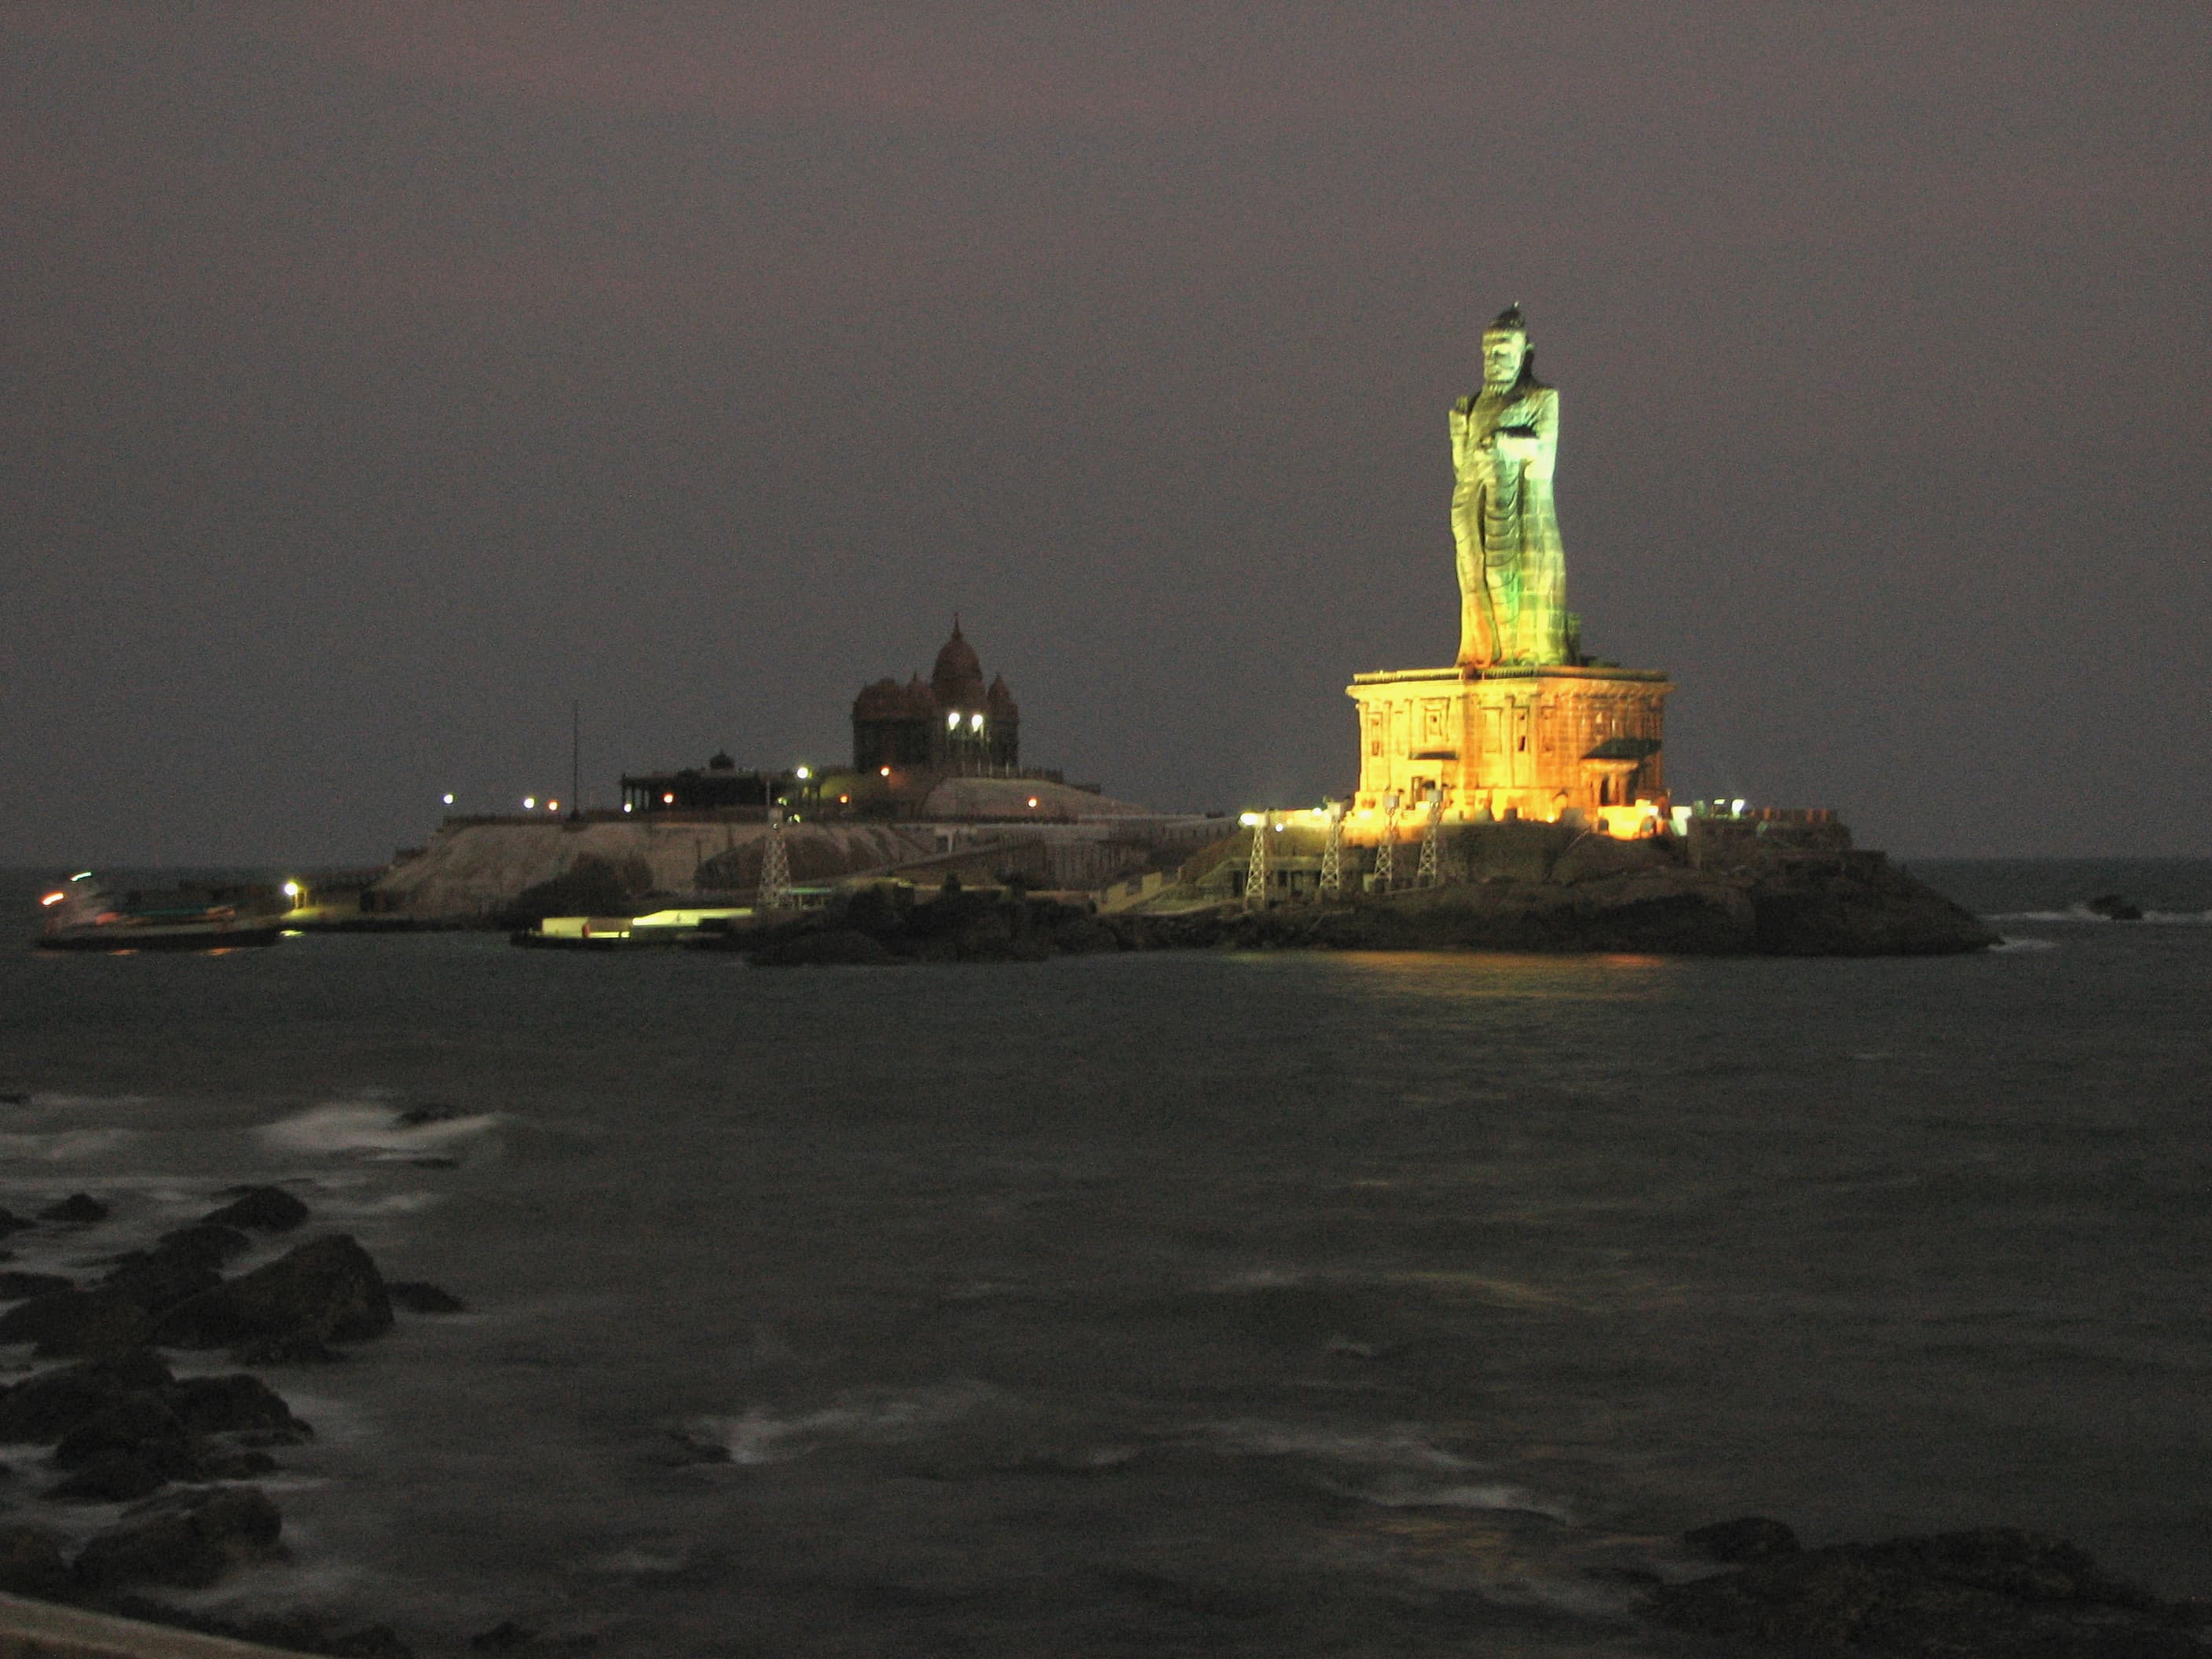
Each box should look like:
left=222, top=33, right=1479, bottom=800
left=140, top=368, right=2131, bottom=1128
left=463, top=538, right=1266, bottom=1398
left=1451, top=305, right=1570, bottom=668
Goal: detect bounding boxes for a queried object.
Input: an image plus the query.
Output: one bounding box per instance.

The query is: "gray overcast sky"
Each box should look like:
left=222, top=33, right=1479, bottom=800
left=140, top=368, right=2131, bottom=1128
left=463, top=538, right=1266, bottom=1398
left=5, top=4, right=2208, bottom=865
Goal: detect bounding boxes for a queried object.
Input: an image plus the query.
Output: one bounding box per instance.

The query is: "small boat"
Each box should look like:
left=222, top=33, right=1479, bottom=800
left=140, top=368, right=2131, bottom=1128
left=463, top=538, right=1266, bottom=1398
left=34, top=873, right=285, bottom=952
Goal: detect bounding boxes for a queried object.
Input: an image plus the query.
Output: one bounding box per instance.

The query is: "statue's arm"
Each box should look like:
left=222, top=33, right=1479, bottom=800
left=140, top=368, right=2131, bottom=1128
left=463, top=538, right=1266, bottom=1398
left=1522, top=391, right=1557, bottom=484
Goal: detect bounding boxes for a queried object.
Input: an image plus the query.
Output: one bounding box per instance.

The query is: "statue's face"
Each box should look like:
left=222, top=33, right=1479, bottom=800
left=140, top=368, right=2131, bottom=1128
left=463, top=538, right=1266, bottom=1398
left=1481, top=329, right=1526, bottom=386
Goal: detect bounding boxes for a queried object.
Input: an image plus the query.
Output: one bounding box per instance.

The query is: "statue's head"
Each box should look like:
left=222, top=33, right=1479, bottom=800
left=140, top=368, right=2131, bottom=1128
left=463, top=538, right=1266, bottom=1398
left=1481, top=304, right=1530, bottom=389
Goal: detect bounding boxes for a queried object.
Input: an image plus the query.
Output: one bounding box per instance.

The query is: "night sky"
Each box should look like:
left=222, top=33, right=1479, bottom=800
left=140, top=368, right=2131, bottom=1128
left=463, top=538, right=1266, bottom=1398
left=5, top=6, right=2208, bottom=866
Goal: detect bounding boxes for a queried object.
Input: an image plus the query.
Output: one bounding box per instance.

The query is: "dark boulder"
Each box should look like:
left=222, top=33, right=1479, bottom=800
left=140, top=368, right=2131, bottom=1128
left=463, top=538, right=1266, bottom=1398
left=37, top=1193, right=109, bottom=1226
left=73, top=1484, right=284, bottom=1590
left=152, top=1234, right=393, bottom=1351
left=151, top=1223, right=255, bottom=1269
left=1685, top=1514, right=1801, bottom=1563
left=45, top=1448, right=175, bottom=1504
left=1052, top=917, right=1122, bottom=954
left=388, top=1280, right=466, bottom=1314
left=0, top=1521, right=71, bottom=1599
left=163, top=1373, right=312, bottom=1441
left=0, top=1252, right=222, bottom=1357
left=0, top=1207, right=29, bottom=1238
left=0, top=1350, right=175, bottom=1443
left=103, top=1249, right=225, bottom=1309
left=0, top=1287, right=154, bottom=1358
left=201, top=1186, right=311, bottom=1233
left=0, top=1270, right=73, bottom=1300
left=1648, top=1525, right=2199, bottom=1657
left=41, top=1385, right=266, bottom=1501
left=51, top=1390, right=191, bottom=1469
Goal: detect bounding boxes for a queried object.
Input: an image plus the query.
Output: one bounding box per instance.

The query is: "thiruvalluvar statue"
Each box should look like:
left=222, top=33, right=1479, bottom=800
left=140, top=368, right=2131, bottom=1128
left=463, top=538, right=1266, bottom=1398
left=1451, top=304, right=1571, bottom=668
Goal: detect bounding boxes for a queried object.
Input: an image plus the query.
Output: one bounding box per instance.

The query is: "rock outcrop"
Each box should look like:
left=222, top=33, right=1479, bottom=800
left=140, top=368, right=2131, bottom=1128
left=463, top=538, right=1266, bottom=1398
left=153, top=1234, right=394, bottom=1353
left=202, top=1185, right=312, bottom=1232
left=1650, top=1524, right=2208, bottom=1656
left=73, top=1485, right=285, bottom=1591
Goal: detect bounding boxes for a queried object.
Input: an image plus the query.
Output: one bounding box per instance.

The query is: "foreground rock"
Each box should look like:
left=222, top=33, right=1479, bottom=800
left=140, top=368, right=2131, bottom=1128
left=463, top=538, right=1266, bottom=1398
left=0, top=1350, right=177, bottom=1443
left=37, top=1193, right=110, bottom=1226
left=1650, top=1524, right=2208, bottom=1656
left=0, top=1349, right=310, bottom=1503
left=74, top=1484, right=284, bottom=1590
left=153, top=1233, right=394, bottom=1353
left=0, top=1243, right=224, bottom=1357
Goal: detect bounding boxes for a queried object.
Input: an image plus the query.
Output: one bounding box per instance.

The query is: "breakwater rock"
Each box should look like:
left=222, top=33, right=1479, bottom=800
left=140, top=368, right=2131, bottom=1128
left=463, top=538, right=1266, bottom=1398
left=1651, top=1519, right=2210, bottom=1655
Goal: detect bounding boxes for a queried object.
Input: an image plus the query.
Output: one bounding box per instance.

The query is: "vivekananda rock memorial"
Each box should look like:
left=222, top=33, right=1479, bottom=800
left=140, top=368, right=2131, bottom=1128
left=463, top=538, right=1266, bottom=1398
left=1346, top=305, right=1670, bottom=839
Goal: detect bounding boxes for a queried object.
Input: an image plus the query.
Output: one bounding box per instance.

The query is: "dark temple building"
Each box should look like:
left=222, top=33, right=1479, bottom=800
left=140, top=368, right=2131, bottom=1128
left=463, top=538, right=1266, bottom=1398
left=852, top=619, right=1020, bottom=774
left=621, top=752, right=800, bottom=815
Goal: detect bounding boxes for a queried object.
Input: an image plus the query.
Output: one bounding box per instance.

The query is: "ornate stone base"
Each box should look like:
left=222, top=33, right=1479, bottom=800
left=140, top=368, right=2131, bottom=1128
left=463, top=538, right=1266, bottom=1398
left=1346, top=663, right=1672, bottom=834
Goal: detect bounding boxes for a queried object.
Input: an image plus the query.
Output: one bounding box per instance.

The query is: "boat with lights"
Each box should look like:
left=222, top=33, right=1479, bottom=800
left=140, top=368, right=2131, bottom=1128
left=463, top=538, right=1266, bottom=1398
left=34, top=873, right=285, bottom=952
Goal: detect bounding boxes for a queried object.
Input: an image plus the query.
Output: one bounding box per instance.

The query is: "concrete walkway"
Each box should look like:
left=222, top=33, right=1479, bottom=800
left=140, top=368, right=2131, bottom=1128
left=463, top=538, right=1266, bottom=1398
left=0, top=1594, right=316, bottom=1659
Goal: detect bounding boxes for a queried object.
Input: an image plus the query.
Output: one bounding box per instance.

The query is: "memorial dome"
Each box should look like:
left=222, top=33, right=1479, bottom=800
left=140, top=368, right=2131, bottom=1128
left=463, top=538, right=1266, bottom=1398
left=930, top=619, right=987, bottom=709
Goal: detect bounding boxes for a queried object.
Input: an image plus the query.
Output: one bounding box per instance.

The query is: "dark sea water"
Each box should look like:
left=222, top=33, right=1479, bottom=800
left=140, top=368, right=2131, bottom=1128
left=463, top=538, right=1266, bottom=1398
left=2, top=860, right=2208, bottom=1656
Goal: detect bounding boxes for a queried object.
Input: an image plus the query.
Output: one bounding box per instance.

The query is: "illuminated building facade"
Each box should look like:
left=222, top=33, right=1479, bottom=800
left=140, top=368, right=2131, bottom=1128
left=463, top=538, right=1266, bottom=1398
left=851, top=619, right=1020, bottom=774
left=1346, top=665, right=1668, bottom=828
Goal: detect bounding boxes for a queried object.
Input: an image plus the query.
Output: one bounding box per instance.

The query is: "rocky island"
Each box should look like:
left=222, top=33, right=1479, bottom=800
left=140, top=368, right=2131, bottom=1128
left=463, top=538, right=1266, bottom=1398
left=723, top=818, right=1993, bottom=965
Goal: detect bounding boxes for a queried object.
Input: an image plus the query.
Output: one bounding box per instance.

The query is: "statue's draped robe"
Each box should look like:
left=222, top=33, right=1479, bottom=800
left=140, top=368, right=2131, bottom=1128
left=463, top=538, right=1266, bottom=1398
left=1450, top=383, right=1568, bottom=668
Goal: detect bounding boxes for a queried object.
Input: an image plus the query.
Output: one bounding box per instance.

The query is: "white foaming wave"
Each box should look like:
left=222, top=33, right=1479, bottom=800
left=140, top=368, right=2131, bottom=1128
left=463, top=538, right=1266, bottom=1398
left=0, top=1128, right=139, bottom=1162
left=1205, top=1420, right=1476, bottom=1471
left=684, top=1382, right=1002, bottom=1466
left=1991, top=936, right=2059, bottom=953
left=581, top=1542, right=694, bottom=1577
left=317, top=1190, right=438, bottom=1216
left=1211, top=1267, right=1308, bottom=1291
left=1987, top=906, right=2212, bottom=925
left=7, top=1094, right=156, bottom=1111
left=257, top=1102, right=500, bottom=1160
left=1355, top=1478, right=1573, bottom=1522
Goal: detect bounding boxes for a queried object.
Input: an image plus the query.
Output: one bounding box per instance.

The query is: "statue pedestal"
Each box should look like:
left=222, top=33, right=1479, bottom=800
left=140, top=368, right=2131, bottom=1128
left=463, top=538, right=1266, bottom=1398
left=1346, top=664, right=1672, bottom=834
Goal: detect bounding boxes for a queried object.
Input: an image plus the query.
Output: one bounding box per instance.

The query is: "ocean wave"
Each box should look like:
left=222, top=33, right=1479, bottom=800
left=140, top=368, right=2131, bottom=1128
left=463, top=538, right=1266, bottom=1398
left=0, top=1128, right=140, bottom=1162
left=580, top=1541, right=694, bottom=1577
left=1353, top=1478, right=1573, bottom=1522
left=1203, top=1420, right=1476, bottom=1471
left=677, top=1382, right=1003, bottom=1466
left=1990, top=936, right=2059, bottom=953
left=2, top=1094, right=158, bottom=1111
left=1986, top=906, right=2212, bottom=925
left=256, top=1102, right=500, bottom=1162
left=1202, top=1419, right=1576, bottom=1525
